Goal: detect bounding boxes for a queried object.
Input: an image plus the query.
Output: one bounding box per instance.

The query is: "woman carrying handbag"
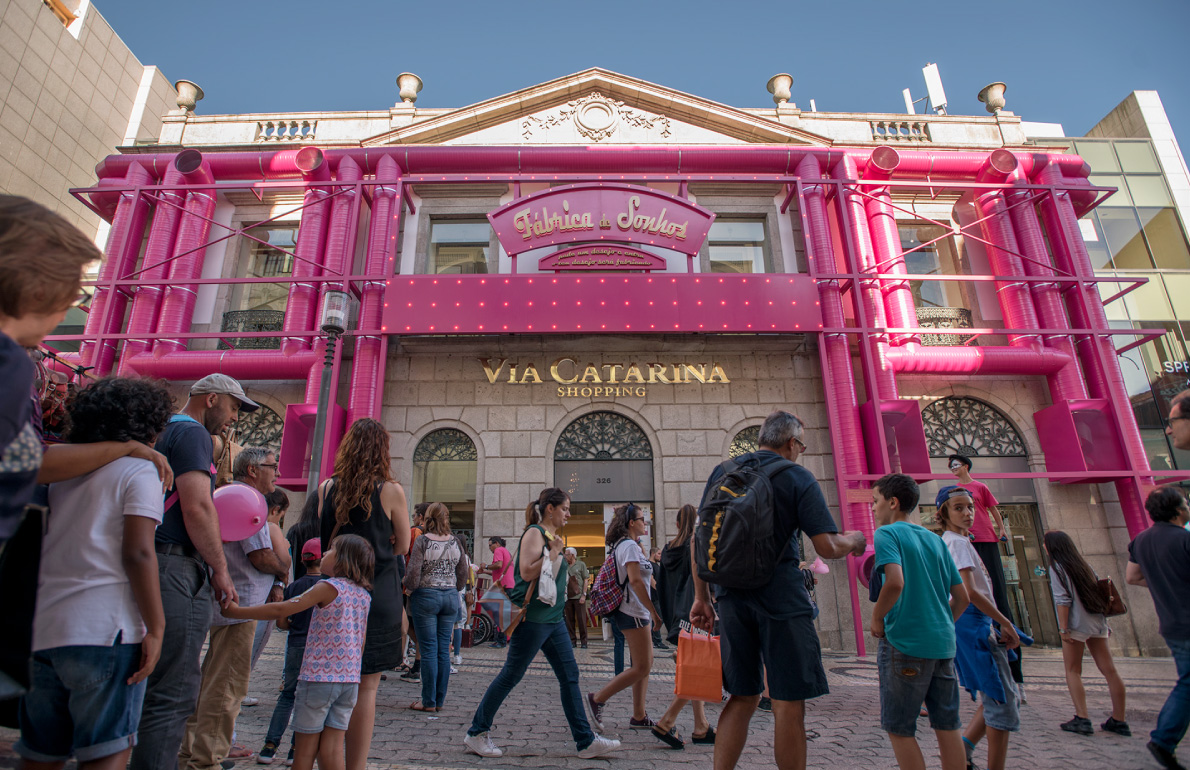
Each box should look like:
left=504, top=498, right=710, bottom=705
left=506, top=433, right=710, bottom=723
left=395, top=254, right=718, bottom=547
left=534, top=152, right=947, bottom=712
left=1044, top=530, right=1129, bottom=737
left=463, top=488, right=621, bottom=760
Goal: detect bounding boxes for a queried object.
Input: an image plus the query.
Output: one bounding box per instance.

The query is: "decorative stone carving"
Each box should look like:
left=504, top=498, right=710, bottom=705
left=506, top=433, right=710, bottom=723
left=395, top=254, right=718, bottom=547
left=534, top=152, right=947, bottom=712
left=767, top=73, right=793, bottom=106
left=978, top=82, right=1007, bottom=115
left=175, top=80, right=204, bottom=113
left=397, top=72, right=423, bottom=104
left=522, top=93, right=671, bottom=142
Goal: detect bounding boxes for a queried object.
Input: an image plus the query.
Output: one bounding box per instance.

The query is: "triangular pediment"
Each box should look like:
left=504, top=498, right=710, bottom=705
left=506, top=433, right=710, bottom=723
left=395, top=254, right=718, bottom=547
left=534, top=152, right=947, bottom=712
left=362, top=68, right=830, bottom=147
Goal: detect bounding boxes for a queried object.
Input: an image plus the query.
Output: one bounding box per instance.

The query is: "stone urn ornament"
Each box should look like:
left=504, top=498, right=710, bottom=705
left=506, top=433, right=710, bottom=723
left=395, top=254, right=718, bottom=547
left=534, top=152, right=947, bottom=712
left=978, top=82, right=1007, bottom=115
left=174, top=80, right=204, bottom=113
left=767, top=73, right=793, bottom=106
left=397, top=72, right=423, bottom=104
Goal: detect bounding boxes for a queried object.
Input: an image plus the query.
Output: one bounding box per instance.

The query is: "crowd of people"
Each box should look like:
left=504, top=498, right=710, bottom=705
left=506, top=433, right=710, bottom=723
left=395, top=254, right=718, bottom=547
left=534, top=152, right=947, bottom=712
left=3, top=194, right=1190, bottom=770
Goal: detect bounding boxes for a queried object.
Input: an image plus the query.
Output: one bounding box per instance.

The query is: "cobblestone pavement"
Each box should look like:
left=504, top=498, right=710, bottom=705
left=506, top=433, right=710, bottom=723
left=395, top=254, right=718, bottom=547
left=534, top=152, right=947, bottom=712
left=0, top=634, right=1181, bottom=769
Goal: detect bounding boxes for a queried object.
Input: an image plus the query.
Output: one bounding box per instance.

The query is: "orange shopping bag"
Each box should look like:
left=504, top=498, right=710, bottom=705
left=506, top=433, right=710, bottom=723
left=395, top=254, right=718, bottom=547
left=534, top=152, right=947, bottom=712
left=674, top=626, right=722, bottom=702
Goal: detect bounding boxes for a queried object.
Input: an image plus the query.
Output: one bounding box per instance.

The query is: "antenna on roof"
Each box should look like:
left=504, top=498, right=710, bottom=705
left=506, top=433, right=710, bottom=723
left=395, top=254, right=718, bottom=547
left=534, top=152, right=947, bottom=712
left=922, top=63, right=948, bottom=115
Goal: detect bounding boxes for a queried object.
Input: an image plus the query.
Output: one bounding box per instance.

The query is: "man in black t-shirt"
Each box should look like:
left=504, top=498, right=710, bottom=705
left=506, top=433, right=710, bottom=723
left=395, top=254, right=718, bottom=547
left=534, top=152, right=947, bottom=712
left=131, top=373, right=259, bottom=770
left=691, top=410, right=866, bottom=770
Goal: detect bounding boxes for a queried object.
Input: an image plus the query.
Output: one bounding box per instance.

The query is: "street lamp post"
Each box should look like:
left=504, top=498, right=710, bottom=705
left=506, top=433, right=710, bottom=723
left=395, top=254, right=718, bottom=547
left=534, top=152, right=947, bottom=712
left=308, top=289, right=351, bottom=492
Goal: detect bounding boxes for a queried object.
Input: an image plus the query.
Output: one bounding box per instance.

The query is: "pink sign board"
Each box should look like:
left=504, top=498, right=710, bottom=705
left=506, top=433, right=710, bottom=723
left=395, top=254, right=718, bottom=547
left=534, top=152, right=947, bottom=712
left=488, top=183, right=715, bottom=256
left=539, top=244, right=667, bottom=272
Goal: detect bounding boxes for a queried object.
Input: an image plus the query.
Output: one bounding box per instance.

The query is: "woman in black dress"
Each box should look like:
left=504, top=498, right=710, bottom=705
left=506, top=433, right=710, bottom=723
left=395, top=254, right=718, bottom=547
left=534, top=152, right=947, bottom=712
left=318, top=417, right=410, bottom=770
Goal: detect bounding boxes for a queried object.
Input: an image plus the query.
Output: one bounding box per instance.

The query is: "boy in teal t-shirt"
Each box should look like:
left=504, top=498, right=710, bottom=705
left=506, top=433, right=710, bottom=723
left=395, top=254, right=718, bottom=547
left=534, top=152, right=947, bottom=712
left=870, top=474, right=970, bottom=770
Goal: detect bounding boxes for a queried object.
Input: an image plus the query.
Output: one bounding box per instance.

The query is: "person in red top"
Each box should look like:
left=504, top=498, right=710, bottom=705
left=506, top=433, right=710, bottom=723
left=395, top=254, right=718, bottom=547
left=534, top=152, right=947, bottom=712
left=482, top=537, right=515, bottom=648
left=948, top=454, right=1024, bottom=692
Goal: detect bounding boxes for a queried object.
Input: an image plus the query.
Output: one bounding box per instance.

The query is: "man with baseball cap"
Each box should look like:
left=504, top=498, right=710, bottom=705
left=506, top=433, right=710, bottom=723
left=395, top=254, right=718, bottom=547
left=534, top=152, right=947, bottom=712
left=132, top=374, right=258, bottom=770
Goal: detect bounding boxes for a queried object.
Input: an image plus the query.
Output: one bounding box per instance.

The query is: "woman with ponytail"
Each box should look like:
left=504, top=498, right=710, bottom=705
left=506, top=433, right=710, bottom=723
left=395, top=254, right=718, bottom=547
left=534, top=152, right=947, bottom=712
left=1044, top=530, right=1129, bottom=737
left=463, top=488, right=620, bottom=760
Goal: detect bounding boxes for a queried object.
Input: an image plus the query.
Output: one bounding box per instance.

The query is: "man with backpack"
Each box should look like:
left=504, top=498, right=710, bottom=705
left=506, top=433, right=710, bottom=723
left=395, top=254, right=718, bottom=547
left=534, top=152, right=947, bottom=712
left=690, top=410, right=866, bottom=770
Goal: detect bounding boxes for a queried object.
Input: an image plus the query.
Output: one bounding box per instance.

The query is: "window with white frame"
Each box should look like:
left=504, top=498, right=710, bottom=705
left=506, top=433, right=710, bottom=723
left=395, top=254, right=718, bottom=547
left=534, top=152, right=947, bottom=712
left=708, top=220, right=767, bottom=273
left=429, top=220, right=491, bottom=274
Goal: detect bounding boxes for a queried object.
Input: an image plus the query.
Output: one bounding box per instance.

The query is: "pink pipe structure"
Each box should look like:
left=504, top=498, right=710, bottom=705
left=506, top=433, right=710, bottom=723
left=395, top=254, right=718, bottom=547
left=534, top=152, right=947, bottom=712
left=1035, top=163, right=1152, bottom=536
left=799, top=155, right=870, bottom=654
left=1005, top=176, right=1089, bottom=402
left=885, top=345, right=1072, bottom=374
left=118, top=163, right=187, bottom=370
left=93, top=147, right=1097, bottom=187
left=79, top=162, right=152, bottom=375
left=281, top=147, right=331, bottom=356
left=862, top=147, right=921, bottom=348
left=121, top=349, right=318, bottom=380
left=154, top=151, right=215, bottom=355
left=304, top=156, right=362, bottom=405
left=349, top=155, right=401, bottom=422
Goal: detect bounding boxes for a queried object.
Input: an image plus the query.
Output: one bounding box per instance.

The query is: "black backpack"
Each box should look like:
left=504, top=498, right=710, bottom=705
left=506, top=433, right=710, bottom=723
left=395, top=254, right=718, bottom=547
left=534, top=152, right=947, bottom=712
left=694, top=456, right=795, bottom=590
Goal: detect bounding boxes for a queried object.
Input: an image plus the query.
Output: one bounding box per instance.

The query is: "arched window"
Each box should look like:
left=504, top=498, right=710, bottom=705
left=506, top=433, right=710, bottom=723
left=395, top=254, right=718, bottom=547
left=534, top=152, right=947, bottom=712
left=554, top=411, right=652, bottom=460
left=921, top=397, right=1026, bottom=458
left=235, top=404, right=284, bottom=455
left=413, top=428, right=478, bottom=555
left=729, top=426, right=760, bottom=458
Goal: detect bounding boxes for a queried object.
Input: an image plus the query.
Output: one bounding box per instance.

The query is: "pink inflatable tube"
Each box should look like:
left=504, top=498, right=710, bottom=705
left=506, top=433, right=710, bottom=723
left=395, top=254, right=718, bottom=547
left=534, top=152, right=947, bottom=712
left=885, top=344, right=1072, bottom=374
left=154, top=152, right=215, bottom=355
left=348, top=155, right=400, bottom=422
left=121, top=350, right=317, bottom=380
left=80, top=162, right=152, bottom=374
left=281, top=147, right=331, bottom=356
left=119, top=163, right=187, bottom=370
left=93, top=147, right=1096, bottom=184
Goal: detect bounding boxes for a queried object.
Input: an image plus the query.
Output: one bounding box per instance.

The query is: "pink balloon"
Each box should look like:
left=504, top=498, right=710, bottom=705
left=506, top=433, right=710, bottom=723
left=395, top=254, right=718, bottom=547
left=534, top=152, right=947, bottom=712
left=213, top=483, right=268, bottom=543
left=809, top=556, right=830, bottom=575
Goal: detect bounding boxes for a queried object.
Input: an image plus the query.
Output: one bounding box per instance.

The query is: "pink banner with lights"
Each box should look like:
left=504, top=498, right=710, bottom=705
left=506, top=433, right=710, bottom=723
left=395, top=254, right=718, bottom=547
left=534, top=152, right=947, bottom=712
left=381, top=275, right=822, bottom=334
left=488, top=183, right=715, bottom=256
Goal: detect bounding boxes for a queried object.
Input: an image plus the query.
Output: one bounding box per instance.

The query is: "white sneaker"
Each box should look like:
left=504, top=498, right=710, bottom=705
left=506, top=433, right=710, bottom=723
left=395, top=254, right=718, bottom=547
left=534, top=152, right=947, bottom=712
left=452, top=653, right=462, bottom=665
left=241, top=696, right=259, bottom=707
left=463, top=732, right=503, bottom=758
left=577, top=735, right=621, bottom=759
left=450, top=665, right=458, bottom=674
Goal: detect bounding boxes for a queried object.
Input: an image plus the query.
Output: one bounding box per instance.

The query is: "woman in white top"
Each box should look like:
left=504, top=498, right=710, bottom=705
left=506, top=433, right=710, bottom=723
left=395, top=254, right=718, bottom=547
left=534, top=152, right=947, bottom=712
left=403, top=502, right=469, bottom=712
left=587, top=503, right=662, bottom=732
left=1044, top=529, right=1129, bottom=737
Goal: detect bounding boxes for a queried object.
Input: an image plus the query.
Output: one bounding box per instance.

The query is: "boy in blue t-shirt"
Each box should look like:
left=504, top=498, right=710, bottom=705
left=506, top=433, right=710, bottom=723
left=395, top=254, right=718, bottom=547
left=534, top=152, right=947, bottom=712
left=871, top=474, right=970, bottom=770
left=258, top=538, right=326, bottom=764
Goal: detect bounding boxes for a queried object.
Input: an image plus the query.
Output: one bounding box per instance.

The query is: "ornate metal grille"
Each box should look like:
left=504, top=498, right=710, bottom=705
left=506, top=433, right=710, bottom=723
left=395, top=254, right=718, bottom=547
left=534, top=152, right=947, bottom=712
left=729, top=426, right=760, bottom=458
left=921, top=397, right=1027, bottom=457
left=413, top=429, right=478, bottom=462
left=554, top=411, right=652, bottom=460
left=235, top=404, right=284, bottom=454
left=219, top=310, right=284, bottom=350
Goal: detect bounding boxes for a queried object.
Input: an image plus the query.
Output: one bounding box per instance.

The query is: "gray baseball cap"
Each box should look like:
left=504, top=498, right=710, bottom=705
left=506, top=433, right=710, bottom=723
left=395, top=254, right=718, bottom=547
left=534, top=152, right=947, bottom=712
left=190, top=373, right=260, bottom=412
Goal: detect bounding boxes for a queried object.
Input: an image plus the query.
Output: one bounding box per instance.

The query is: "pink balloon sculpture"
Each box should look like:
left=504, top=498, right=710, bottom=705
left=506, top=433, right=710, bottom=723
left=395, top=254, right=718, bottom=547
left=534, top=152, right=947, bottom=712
left=213, top=483, right=268, bottom=542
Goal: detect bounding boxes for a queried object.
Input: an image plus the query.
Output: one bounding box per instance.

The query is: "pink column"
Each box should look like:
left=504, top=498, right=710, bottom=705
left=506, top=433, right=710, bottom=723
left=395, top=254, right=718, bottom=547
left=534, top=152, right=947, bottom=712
left=862, top=147, right=921, bottom=348
left=1036, top=163, right=1152, bottom=536
left=154, top=151, right=215, bottom=355
left=348, top=154, right=401, bottom=422
left=281, top=147, right=331, bottom=356
left=80, top=162, right=153, bottom=375
left=119, top=164, right=186, bottom=371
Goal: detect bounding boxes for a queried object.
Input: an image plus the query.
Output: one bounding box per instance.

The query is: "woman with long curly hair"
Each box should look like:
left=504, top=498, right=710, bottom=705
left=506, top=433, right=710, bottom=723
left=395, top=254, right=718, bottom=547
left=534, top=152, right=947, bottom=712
left=1044, top=530, right=1129, bottom=737
left=317, top=417, right=410, bottom=770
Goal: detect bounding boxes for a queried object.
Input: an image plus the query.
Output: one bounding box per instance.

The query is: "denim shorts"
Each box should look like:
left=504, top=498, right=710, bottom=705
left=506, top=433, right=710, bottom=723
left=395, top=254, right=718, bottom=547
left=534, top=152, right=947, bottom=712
left=609, top=608, right=649, bottom=631
left=292, top=680, right=359, bottom=733
left=16, top=639, right=145, bottom=762
left=877, top=639, right=961, bottom=737
left=981, top=641, right=1020, bottom=732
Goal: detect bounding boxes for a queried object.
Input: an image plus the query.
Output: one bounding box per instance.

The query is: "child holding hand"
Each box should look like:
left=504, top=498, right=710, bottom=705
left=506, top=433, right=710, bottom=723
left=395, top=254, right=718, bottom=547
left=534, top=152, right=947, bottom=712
left=222, top=534, right=373, bottom=770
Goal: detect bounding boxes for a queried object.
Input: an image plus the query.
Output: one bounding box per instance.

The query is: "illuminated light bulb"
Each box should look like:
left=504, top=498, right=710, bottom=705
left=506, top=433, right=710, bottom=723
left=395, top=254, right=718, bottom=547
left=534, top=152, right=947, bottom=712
left=503, top=325, right=509, bottom=330
left=649, top=301, right=653, bottom=306
left=503, top=302, right=509, bottom=307
left=651, top=324, right=655, bottom=328
left=479, top=324, right=484, bottom=330
left=429, top=325, right=435, bottom=330
left=721, top=300, right=726, bottom=305
left=795, top=324, right=801, bottom=329
left=384, top=303, right=389, bottom=308
left=433, top=279, right=438, bottom=284
left=745, top=301, right=750, bottom=306
left=454, top=325, right=459, bottom=330
left=407, top=302, right=413, bottom=307
left=406, top=326, right=411, bottom=331
left=431, top=302, right=436, bottom=308
left=552, top=324, right=557, bottom=329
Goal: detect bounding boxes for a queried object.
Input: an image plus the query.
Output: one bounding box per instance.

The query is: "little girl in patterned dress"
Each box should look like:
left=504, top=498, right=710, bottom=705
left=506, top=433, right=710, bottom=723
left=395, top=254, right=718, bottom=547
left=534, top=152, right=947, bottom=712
left=223, top=534, right=374, bottom=770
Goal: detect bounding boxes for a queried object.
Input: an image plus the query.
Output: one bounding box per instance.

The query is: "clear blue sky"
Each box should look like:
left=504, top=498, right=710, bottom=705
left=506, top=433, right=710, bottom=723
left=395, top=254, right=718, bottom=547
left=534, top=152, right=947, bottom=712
left=98, top=0, right=1190, bottom=149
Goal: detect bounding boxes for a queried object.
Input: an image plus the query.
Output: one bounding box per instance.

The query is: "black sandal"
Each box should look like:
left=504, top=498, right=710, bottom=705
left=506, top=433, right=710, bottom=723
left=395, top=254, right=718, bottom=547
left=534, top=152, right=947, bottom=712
left=692, top=727, right=716, bottom=744
left=651, top=725, right=685, bottom=749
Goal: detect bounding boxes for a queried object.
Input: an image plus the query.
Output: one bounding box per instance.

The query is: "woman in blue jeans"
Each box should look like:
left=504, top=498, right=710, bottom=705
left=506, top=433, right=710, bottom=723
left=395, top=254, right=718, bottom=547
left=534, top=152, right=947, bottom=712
left=463, top=488, right=621, bottom=760
left=403, top=502, right=469, bottom=711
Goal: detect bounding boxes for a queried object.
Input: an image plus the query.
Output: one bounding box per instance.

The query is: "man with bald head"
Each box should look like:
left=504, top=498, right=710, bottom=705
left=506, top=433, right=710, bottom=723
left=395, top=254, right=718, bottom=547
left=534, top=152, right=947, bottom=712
left=1166, top=391, right=1190, bottom=451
